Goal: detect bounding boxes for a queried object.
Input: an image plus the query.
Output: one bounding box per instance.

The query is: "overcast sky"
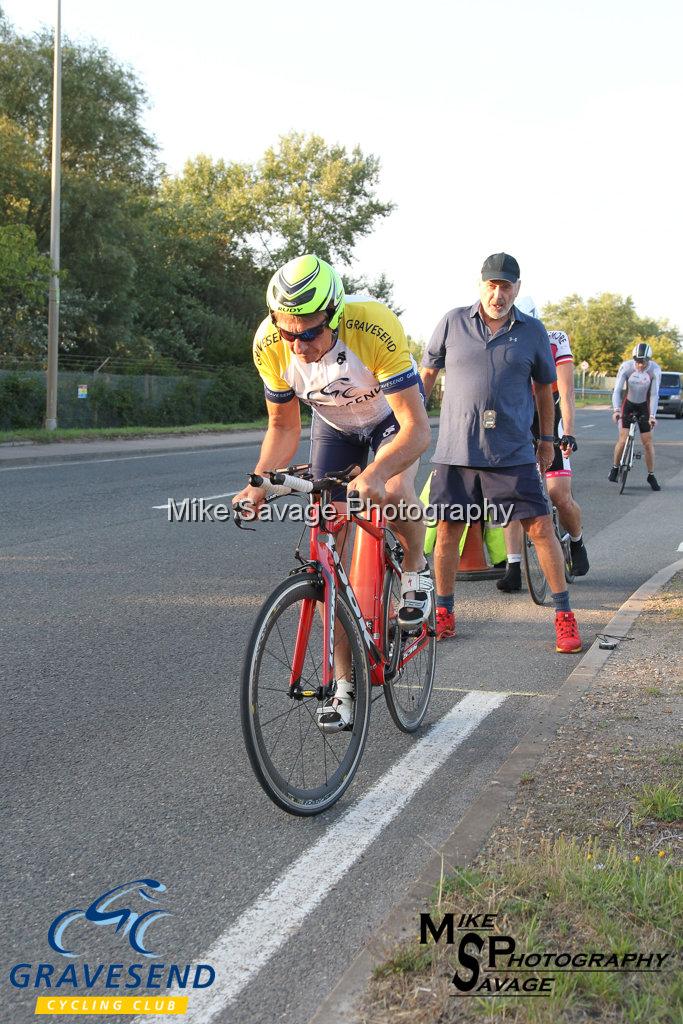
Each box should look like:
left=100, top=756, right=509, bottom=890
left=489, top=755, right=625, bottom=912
left=3, top=0, right=682, bottom=343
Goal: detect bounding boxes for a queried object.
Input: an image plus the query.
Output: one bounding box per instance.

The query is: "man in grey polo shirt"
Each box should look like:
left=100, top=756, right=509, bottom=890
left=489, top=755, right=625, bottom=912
left=420, top=252, right=582, bottom=654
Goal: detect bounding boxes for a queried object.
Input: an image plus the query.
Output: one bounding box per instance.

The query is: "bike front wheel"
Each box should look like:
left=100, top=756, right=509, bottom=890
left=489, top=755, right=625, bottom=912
left=382, top=566, right=436, bottom=733
left=241, top=576, right=371, bottom=816
left=522, top=531, right=548, bottom=605
left=619, top=436, right=633, bottom=494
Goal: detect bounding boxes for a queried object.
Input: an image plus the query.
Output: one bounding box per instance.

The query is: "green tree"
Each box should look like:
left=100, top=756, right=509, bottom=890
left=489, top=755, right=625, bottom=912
left=0, top=20, right=158, bottom=187
left=0, top=222, right=50, bottom=359
left=251, top=132, right=394, bottom=266
left=342, top=271, right=404, bottom=315
left=542, top=293, right=679, bottom=374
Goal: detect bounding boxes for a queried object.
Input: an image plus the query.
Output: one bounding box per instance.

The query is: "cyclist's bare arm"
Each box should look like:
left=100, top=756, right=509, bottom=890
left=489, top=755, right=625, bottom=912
left=353, top=384, right=431, bottom=503
left=419, top=366, right=440, bottom=402
left=555, top=361, right=575, bottom=436
left=534, top=382, right=556, bottom=473
left=612, top=364, right=628, bottom=418
left=233, top=398, right=301, bottom=509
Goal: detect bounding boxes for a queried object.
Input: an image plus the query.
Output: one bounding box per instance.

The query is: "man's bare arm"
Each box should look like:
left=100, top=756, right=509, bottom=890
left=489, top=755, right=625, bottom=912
left=233, top=398, right=301, bottom=509
left=555, top=362, right=575, bottom=436
left=419, top=366, right=440, bottom=402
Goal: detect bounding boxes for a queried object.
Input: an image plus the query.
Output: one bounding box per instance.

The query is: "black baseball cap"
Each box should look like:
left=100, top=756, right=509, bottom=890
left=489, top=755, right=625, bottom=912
left=481, top=252, right=520, bottom=283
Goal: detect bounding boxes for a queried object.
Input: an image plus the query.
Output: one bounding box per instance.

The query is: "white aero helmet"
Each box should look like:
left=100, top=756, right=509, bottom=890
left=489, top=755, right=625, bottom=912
left=632, top=342, right=653, bottom=361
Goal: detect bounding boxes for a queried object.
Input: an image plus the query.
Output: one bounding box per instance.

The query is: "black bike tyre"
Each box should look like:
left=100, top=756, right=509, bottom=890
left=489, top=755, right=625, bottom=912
left=382, top=567, right=436, bottom=733
left=523, top=532, right=548, bottom=605
left=241, top=576, right=371, bottom=816
left=618, top=438, right=632, bottom=494
left=562, top=539, right=576, bottom=584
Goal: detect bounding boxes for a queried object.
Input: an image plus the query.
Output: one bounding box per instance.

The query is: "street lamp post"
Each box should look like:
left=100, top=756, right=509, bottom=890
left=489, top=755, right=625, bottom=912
left=45, top=0, right=62, bottom=430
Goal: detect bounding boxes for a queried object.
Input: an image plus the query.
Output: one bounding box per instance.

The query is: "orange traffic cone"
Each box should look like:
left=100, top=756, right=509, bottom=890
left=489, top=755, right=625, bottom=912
left=456, top=523, right=505, bottom=581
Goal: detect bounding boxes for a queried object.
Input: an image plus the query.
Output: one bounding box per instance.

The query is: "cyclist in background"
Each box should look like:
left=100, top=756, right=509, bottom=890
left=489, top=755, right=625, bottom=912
left=497, top=299, right=589, bottom=591
left=232, top=254, right=433, bottom=729
left=609, top=342, right=662, bottom=490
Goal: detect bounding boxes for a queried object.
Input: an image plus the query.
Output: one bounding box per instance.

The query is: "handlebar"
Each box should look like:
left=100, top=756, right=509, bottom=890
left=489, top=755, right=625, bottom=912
left=233, top=465, right=360, bottom=529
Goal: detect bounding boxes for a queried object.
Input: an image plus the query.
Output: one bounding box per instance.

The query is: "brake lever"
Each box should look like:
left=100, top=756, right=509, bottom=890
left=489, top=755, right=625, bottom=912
left=233, top=505, right=256, bottom=531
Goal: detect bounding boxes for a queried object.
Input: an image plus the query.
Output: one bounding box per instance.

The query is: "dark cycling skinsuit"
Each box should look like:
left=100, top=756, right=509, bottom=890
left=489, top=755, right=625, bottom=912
left=531, top=329, right=574, bottom=477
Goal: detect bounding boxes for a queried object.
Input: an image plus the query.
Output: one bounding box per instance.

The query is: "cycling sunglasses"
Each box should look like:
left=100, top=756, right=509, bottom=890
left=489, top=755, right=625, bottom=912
left=271, top=314, right=328, bottom=343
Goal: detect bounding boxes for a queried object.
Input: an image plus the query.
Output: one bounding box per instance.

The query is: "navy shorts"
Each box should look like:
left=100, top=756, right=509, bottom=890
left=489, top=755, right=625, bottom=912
left=310, top=412, right=399, bottom=499
left=429, top=463, right=551, bottom=523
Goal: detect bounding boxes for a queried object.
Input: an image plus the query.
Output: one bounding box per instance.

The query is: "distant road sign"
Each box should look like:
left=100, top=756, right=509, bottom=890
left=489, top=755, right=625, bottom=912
left=77, top=384, right=88, bottom=399
left=580, top=360, right=589, bottom=371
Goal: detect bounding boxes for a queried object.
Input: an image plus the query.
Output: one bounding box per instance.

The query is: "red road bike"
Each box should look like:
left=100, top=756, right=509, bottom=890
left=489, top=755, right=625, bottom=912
left=237, top=465, right=436, bottom=815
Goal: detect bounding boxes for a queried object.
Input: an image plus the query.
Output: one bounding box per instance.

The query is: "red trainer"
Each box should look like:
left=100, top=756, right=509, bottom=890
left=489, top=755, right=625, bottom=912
left=555, top=611, right=582, bottom=653
left=436, top=606, right=455, bottom=641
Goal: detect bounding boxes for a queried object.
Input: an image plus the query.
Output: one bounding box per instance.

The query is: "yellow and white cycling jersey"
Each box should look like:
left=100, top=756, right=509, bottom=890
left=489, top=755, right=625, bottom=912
left=253, top=296, right=419, bottom=432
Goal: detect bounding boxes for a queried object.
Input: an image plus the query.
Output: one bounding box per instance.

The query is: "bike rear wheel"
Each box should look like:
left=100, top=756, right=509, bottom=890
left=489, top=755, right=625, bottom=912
left=241, top=575, right=371, bottom=816
left=562, top=536, right=575, bottom=584
left=522, top=531, right=548, bottom=605
left=382, top=566, right=436, bottom=732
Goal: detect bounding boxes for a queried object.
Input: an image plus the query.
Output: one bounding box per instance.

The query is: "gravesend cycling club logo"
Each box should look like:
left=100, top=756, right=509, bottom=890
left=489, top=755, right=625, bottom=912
left=48, top=878, right=170, bottom=957
left=419, top=911, right=674, bottom=997
left=9, top=878, right=216, bottom=1017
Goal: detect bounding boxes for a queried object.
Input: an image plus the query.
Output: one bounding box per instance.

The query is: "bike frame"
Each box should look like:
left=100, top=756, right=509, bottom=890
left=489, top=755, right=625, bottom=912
left=289, top=498, right=431, bottom=695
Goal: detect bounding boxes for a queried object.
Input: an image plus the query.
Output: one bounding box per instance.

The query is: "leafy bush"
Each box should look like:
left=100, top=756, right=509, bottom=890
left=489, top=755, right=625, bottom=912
left=155, top=378, right=201, bottom=426
left=0, top=372, right=45, bottom=428
left=203, top=367, right=265, bottom=422
left=87, top=378, right=143, bottom=427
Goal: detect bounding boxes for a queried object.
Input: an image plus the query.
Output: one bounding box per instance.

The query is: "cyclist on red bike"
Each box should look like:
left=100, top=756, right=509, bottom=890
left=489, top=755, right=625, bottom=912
left=232, top=254, right=433, bottom=729
left=609, top=342, right=662, bottom=490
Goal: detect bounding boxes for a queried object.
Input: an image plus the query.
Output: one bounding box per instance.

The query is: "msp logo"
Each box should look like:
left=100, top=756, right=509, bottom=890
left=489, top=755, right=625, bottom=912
left=9, top=877, right=216, bottom=1016
left=419, top=912, right=674, bottom=998
left=48, top=879, right=170, bottom=958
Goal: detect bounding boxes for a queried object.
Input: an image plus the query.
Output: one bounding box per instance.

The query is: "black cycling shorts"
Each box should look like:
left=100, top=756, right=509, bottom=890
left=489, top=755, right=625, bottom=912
left=530, top=397, right=571, bottom=477
left=620, top=399, right=651, bottom=433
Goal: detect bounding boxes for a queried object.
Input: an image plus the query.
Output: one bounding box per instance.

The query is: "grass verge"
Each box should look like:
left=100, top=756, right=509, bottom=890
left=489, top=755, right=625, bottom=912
left=367, top=838, right=682, bottom=1024
left=363, top=575, right=683, bottom=1023
left=0, top=421, right=268, bottom=444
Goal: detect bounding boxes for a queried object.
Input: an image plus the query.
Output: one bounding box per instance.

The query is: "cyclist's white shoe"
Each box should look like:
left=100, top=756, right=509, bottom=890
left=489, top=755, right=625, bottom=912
left=317, top=679, right=354, bottom=732
left=398, top=565, right=433, bottom=631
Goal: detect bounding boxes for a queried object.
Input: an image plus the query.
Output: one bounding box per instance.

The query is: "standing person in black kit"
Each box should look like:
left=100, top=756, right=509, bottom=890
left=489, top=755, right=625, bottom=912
left=419, top=253, right=582, bottom=653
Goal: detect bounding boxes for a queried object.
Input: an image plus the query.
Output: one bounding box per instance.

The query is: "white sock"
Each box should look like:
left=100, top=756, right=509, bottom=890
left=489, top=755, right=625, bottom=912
left=570, top=533, right=582, bottom=543
left=507, top=555, right=522, bottom=565
left=333, top=679, right=353, bottom=703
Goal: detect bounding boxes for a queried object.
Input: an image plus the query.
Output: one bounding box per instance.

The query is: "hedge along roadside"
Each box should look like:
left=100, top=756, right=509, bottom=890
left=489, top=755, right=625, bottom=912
left=0, top=367, right=272, bottom=430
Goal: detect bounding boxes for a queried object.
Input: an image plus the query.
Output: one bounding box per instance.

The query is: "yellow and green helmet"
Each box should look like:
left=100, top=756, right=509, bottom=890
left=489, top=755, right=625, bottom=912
left=266, top=254, right=345, bottom=330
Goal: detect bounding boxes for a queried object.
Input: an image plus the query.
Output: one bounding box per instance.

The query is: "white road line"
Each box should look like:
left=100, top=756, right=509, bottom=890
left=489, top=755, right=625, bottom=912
left=153, top=691, right=505, bottom=1024
left=678, top=541, right=683, bottom=552
left=0, top=445, right=261, bottom=472
left=152, top=492, right=238, bottom=510
left=580, top=423, right=595, bottom=428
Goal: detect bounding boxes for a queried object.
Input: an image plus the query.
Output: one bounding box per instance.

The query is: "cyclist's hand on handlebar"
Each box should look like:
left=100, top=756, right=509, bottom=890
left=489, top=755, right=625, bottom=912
left=349, top=465, right=386, bottom=505
left=612, top=410, right=621, bottom=423
left=536, top=439, right=554, bottom=473
left=649, top=416, right=656, bottom=429
left=559, top=433, right=578, bottom=454
left=232, top=483, right=266, bottom=518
